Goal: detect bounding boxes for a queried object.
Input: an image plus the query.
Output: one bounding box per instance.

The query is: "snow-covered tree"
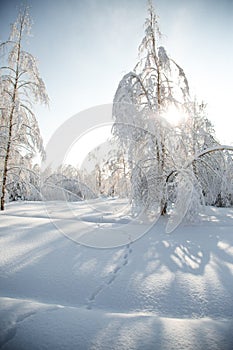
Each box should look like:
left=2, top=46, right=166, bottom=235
left=86, top=140, right=130, bottom=198
left=112, top=1, right=190, bottom=215
left=41, top=164, right=96, bottom=201
left=0, top=6, right=49, bottom=210
left=98, top=147, right=130, bottom=198
left=180, top=101, right=233, bottom=208
left=112, top=1, right=233, bottom=230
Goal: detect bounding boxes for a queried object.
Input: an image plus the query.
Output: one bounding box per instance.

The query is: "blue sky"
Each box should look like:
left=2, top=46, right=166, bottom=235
left=0, top=0, right=233, bottom=145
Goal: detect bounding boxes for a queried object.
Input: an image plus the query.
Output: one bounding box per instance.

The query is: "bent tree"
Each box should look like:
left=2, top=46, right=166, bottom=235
left=113, top=1, right=191, bottom=215
left=0, top=7, right=48, bottom=210
left=112, top=1, right=233, bottom=230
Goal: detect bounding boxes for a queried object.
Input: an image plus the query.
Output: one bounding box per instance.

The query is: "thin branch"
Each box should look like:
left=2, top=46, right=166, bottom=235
left=20, top=103, right=34, bottom=116
left=191, top=145, right=233, bottom=167
left=0, top=66, right=16, bottom=74
left=6, top=165, right=40, bottom=178
left=18, top=70, right=27, bottom=79
left=18, top=81, right=39, bottom=90
left=0, top=40, right=16, bottom=48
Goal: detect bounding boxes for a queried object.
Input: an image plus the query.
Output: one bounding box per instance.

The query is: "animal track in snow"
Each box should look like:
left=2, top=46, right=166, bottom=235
left=107, top=275, right=116, bottom=285
left=113, top=266, right=121, bottom=274
left=86, top=240, right=133, bottom=309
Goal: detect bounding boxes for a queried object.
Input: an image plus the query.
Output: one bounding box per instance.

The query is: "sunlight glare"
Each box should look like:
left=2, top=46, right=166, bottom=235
left=162, top=105, right=187, bottom=126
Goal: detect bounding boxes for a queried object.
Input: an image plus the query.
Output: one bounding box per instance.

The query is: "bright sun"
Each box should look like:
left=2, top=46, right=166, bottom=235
left=162, top=105, right=187, bottom=126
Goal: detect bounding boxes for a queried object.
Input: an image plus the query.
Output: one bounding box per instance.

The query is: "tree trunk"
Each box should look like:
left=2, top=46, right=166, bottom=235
left=0, top=21, right=22, bottom=210
left=161, top=201, right=167, bottom=215
left=0, top=107, right=15, bottom=210
left=1, top=160, right=9, bottom=210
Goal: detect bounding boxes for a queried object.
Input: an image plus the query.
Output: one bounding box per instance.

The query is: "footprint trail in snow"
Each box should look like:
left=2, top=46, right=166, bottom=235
left=86, top=240, right=133, bottom=310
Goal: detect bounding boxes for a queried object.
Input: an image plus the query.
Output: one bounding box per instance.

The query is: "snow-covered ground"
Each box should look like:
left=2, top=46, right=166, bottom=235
left=0, top=199, right=233, bottom=349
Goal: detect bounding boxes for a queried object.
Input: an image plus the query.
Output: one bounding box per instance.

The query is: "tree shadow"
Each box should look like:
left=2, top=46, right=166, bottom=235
left=1, top=202, right=233, bottom=321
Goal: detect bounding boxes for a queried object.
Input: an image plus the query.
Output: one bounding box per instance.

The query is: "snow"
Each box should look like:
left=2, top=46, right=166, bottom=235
left=0, top=199, right=233, bottom=349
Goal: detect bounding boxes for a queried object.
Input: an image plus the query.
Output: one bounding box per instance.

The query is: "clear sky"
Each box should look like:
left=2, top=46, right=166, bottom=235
left=0, top=0, right=233, bottom=146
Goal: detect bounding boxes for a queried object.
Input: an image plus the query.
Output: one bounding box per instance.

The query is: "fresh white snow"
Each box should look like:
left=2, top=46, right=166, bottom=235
left=0, top=199, right=233, bottom=349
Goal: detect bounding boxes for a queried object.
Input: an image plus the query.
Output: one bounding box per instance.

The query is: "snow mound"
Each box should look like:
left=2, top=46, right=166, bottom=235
left=1, top=297, right=233, bottom=350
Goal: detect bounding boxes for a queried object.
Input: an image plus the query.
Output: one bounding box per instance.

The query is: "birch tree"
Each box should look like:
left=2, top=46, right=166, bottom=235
left=0, top=6, right=48, bottom=210
left=112, top=1, right=190, bottom=215
left=112, top=1, right=233, bottom=230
